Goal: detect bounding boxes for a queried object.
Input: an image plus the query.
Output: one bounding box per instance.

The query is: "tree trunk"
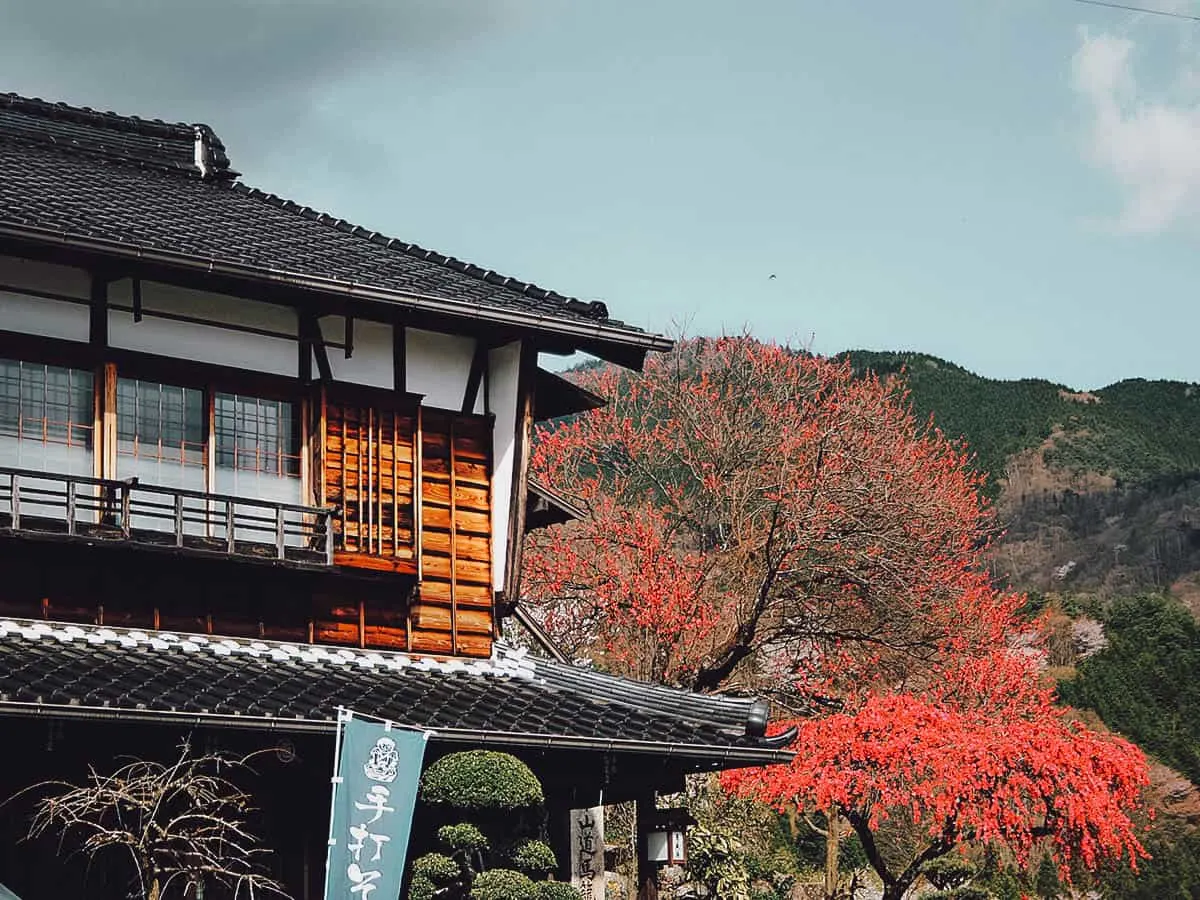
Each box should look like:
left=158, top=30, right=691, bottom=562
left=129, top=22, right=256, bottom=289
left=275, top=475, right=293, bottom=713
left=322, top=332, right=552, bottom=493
left=880, top=883, right=905, bottom=900
left=824, top=811, right=840, bottom=899
left=148, top=878, right=161, bottom=900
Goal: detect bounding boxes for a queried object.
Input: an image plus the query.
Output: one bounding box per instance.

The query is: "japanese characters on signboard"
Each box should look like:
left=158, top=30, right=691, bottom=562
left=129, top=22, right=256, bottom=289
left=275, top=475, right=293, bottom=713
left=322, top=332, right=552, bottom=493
left=325, top=715, right=428, bottom=900
left=570, top=805, right=605, bottom=899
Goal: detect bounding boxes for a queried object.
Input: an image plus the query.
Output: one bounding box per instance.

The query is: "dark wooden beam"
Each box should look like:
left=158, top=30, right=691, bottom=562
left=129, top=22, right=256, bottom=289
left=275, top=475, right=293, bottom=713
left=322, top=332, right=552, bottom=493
left=298, top=312, right=313, bottom=384
left=461, top=342, right=488, bottom=415
left=131, top=278, right=143, bottom=323
left=344, top=316, right=354, bottom=359
left=393, top=325, right=406, bottom=393
left=89, top=274, right=108, bottom=348
left=300, top=314, right=333, bottom=383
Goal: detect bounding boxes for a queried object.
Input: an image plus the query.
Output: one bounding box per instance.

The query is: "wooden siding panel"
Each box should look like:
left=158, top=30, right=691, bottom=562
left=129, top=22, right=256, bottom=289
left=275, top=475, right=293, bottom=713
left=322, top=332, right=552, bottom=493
left=414, top=410, right=494, bottom=658
left=308, top=401, right=496, bottom=655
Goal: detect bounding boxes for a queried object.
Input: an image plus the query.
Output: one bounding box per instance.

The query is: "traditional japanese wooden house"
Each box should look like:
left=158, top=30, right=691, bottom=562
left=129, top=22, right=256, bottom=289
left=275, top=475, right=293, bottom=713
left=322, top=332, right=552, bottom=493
left=0, top=93, right=791, bottom=899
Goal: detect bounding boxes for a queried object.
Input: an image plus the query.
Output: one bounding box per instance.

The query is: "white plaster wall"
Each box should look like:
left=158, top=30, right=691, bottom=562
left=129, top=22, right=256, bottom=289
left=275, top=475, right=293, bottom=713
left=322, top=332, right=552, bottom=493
left=0, top=292, right=90, bottom=344
left=406, top=328, right=477, bottom=411
left=317, top=316, right=393, bottom=389
left=488, top=341, right=522, bottom=590
left=0, top=255, right=91, bottom=343
left=108, top=280, right=297, bottom=376
left=0, top=255, right=91, bottom=300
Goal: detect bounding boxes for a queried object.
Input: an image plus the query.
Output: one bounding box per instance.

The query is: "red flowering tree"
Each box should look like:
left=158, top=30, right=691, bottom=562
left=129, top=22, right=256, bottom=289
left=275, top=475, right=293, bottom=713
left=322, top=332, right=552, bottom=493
left=523, top=336, right=1018, bottom=691
left=723, top=650, right=1150, bottom=899
left=522, top=336, right=1151, bottom=894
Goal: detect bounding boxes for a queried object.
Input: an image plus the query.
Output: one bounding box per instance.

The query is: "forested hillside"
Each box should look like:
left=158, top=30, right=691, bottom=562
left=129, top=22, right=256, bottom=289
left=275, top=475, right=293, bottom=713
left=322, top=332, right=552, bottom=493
left=844, top=351, right=1200, bottom=603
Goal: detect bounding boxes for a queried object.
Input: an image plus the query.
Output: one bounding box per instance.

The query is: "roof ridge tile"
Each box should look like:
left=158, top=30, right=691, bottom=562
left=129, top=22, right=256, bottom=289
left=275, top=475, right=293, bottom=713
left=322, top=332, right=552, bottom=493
left=1, top=92, right=236, bottom=180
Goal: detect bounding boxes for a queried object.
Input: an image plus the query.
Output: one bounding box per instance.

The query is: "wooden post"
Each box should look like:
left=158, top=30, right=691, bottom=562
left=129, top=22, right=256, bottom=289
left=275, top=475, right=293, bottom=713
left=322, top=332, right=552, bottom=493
left=448, top=417, right=458, bottom=656
left=102, top=363, right=118, bottom=481
left=66, top=480, right=77, bottom=536
left=500, top=341, right=536, bottom=635
left=636, top=794, right=658, bottom=900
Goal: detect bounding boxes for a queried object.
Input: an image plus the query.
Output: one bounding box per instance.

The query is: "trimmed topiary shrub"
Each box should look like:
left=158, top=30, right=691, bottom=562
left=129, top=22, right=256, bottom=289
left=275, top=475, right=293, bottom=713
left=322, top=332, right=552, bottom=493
left=509, top=839, right=556, bottom=877
left=406, top=751, right=564, bottom=900
left=413, top=852, right=462, bottom=886
left=408, top=874, right=437, bottom=900
left=534, top=882, right=583, bottom=900
left=922, top=889, right=989, bottom=900
left=922, top=855, right=976, bottom=890
left=421, top=751, right=544, bottom=810
left=439, top=822, right=491, bottom=855
left=469, top=868, right=537, bottom=900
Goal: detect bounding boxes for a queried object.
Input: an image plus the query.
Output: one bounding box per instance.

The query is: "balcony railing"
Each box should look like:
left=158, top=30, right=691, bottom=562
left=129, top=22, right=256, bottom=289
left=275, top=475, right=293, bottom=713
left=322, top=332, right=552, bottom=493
left=0, top=466, right=335, bottom=568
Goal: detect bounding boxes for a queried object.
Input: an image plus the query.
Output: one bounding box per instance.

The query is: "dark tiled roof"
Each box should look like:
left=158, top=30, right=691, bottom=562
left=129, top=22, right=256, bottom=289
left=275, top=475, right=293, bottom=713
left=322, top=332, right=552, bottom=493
left=0, top=93, right=669, bottom=353
left=0, top=619, right=789, bottom=767
left=0, top=93, right=234, bottom=180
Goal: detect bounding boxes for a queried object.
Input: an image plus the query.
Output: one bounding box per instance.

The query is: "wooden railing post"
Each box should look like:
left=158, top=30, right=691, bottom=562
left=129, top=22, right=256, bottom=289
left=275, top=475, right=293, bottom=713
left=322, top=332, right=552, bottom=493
left=226, top=501, right=236, bottom=554
left=119, top=480, right=133, bottom=538
left=325, top=508, right=335, bottom=567
left=10, top=473, right=19, bottom=530
left=174, top=493, right=184, bottom=548
left=66, top=479, right=77, bottom=536
left=276, top=506, right=286, bottom=560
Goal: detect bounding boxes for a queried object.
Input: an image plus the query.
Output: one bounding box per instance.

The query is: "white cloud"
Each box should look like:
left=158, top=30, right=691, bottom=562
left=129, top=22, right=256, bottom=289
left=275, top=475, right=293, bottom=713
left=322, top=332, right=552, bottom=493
left=1072, top=29, right=1200, bottom=232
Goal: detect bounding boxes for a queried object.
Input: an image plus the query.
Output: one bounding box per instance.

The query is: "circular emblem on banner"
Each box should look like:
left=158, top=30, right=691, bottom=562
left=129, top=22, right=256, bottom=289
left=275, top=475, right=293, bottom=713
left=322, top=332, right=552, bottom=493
left=364, top=737, right=400, bottom=783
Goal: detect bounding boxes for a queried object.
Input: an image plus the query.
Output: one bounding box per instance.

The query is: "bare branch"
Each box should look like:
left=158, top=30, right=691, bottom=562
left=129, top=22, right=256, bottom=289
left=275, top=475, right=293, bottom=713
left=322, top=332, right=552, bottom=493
left=24, top=740, right=291, bottom=899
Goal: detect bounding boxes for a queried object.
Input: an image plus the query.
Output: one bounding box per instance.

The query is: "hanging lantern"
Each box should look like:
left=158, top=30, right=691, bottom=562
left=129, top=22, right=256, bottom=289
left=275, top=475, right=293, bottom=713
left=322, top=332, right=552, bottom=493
left=642, top=807, right=697, bottom=866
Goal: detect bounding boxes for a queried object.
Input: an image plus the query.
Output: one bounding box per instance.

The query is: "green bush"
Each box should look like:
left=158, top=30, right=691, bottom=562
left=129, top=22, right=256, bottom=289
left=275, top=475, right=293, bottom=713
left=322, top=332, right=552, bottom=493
left=921, top=890, right=988, bottom=900
left=422, top=751, right=545, bottom=811
left=534, top=883, right=582, bottom=900
left=412, top=852, right=461, bottom=886
left=439, top=822, right=491, bottom=855
left=922, top=855, right=976, bottom=890
left=685, top=826, right=752, bottom=900
left=469, top=868, right=538, bottom=900
left=510, top=839, right=557, bottom=877
left=1032, top=854, right=1060, bottom=898
left=408, top=874, right=436, bottom=900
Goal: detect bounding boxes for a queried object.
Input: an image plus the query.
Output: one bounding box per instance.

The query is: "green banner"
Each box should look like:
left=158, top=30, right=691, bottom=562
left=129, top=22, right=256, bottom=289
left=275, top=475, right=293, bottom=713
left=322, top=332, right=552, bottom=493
left=325, top=715, right=428, bottom=900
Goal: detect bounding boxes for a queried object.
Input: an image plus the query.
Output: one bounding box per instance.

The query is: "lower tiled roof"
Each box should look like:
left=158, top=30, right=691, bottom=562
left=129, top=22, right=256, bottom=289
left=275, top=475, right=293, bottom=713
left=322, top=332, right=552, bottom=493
left=0, top=619, right=789, bottom=767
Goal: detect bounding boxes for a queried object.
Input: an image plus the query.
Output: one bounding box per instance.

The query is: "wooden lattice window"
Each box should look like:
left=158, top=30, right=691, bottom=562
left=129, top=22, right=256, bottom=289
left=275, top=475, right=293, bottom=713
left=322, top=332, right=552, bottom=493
left=214, top=392, right=300, bottom=501
left=323, top=400, right=418, bottom=569
left=0, top=358, right=94, bottom=473
left=115, top=377, right=205, bottom=489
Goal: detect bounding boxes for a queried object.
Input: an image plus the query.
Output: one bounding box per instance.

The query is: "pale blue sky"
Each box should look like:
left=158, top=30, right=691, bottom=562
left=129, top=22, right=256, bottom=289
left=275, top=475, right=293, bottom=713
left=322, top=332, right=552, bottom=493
left=1, top=0, right=1198, bottom=388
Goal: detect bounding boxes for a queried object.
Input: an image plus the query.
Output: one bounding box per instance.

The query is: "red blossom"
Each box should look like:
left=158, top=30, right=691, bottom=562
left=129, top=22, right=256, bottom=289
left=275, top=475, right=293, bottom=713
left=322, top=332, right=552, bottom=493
left=521, top=337, right=1150, bottom=893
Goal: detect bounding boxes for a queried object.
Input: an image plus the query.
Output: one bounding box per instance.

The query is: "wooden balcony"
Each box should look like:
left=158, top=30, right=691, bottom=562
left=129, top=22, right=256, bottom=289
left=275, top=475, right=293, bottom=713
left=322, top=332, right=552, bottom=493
left=0, top=466, right=335, bottom=569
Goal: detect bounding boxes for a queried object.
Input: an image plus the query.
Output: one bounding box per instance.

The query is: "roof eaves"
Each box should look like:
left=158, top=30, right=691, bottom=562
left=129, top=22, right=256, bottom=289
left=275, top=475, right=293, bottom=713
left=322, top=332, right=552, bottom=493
left=527, top=480, right=586, bottom=522
left=0, top=221, right=673, bottom=354
left=0, top=700, right=793, bottom=766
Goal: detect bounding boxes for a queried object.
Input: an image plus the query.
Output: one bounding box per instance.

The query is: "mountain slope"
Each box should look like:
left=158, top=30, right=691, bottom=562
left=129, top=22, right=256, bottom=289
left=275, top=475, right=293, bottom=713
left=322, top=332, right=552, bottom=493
left=845, top=351, right=1200, bottom=600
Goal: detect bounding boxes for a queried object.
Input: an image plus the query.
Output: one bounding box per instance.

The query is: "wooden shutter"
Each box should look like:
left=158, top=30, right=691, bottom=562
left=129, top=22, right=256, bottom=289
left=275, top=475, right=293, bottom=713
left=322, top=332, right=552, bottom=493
left=323, top=398, right=418, bottom=572
left=411, top=410, right=494, bottom=657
